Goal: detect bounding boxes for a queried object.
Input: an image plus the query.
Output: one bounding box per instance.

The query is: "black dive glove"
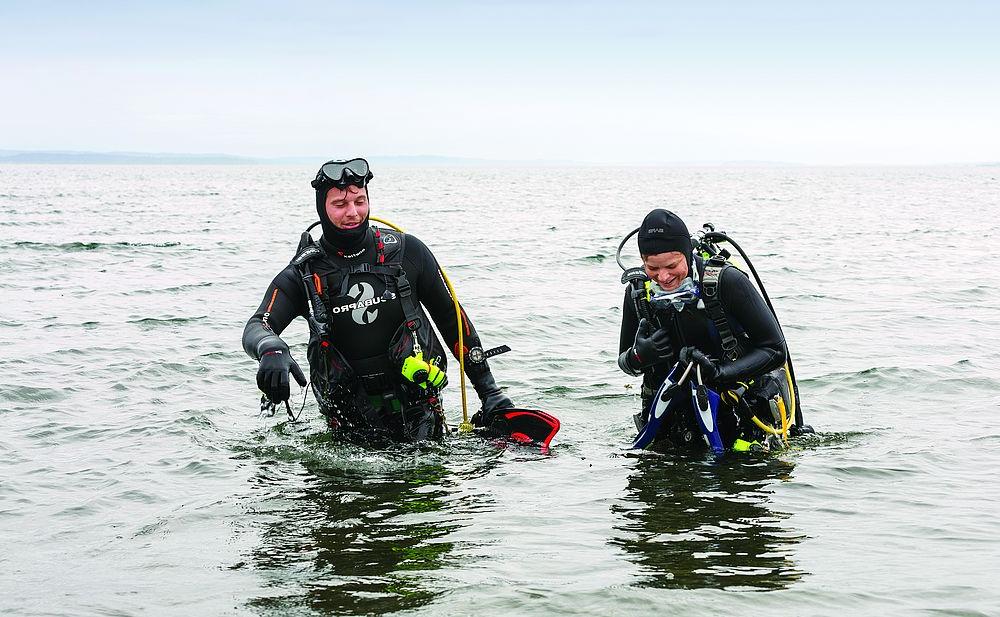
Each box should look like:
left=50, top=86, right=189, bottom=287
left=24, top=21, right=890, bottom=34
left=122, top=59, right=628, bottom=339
left=256, top=338, right=307, bottom=403
left=619, top=318, right=672, bottom=375
left=469, top=371, right=514, bottom=428
left=679, top=346, right=721, bottom=384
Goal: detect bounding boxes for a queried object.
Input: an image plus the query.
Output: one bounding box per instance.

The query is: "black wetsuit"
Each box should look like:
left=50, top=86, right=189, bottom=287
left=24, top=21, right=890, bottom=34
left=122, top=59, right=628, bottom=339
left=243, top=229, right=487, bottom=441
left=619, top=258, right=787, bottom=447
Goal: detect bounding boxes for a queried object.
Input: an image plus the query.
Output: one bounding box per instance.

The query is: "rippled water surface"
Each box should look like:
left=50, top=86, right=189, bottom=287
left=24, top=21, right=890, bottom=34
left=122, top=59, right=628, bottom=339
left=2, top=164, right=999, bottom=616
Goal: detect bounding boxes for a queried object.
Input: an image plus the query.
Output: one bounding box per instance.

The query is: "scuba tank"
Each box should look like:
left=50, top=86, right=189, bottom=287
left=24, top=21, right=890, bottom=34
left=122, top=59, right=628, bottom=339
left=690, top=223, right=803, bottom=429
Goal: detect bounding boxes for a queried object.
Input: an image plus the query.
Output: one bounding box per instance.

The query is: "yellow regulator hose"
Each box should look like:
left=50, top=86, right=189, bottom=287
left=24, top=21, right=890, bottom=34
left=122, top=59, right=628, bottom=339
left=371, top=217, right=472, bottom=431
left=783, top=361, right=797, bottom=429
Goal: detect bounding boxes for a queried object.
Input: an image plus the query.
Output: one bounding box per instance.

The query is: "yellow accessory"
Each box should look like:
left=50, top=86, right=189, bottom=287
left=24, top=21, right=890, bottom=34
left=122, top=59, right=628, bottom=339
left=745, top=362, right=797, bottom=447
left=372, top=217, right=472, bottom=431
left=401, top=351, right=430, bottom=386
left=426, top=360, right=446, bottom=388
left=400, top=352, right=447, bottom=390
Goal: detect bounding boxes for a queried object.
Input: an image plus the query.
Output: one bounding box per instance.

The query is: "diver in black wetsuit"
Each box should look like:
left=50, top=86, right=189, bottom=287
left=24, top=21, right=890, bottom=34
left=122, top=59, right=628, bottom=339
left=618, top=209, right=792, bottom=450
left=242, top=158, right=513, bottom=442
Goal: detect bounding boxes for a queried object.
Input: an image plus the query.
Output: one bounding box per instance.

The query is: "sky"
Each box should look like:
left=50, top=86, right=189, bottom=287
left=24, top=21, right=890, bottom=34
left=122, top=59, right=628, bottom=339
left=2, top=0, right=998, bottom=164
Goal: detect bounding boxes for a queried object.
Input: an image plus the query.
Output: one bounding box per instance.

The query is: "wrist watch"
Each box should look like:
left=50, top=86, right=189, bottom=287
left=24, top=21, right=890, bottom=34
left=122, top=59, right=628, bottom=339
left=466, top=345, right=511, bottom=364
left=468, top=346, right=486, bottom=364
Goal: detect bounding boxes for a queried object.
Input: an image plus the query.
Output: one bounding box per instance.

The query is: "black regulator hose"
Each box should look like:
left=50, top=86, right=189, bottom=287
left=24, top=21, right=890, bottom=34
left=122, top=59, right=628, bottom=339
left=702, top=231, right=803, bottom=424
left=615, top=227, right=640, bottom=271
left=702, top=232, right=778, bottom=318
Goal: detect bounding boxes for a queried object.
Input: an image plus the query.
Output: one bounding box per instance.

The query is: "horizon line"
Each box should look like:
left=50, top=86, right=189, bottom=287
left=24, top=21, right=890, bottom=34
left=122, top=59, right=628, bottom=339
left=1, top=148, right=997, bottom=168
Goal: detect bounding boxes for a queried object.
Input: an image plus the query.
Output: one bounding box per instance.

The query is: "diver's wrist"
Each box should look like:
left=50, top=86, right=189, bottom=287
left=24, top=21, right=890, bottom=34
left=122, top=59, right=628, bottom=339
left=618, top=348, right=643, bottom=376
left=255, top=335, right=288, bottom=359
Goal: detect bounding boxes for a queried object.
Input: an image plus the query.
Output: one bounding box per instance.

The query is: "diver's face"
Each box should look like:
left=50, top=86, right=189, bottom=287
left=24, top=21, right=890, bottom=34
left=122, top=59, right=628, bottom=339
left=643, top=251, right=689, bottom=291
left=324, top=185, right=369, bottom=229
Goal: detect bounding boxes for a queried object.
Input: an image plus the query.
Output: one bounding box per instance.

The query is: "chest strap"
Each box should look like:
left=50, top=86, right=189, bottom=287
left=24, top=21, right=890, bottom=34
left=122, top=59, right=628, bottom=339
left=293, top=231, right=425, bottom=347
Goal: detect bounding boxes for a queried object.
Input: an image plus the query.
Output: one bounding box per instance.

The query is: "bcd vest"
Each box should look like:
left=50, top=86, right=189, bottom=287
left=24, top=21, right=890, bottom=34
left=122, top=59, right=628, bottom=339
left=290, top=228, right=448, bottom=396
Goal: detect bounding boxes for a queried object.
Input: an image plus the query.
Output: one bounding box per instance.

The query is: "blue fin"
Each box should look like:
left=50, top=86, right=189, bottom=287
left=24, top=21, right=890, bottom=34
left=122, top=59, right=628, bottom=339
left=632, top=363, right=680, bottom=449
left=692, top=382, right=725, bottom=455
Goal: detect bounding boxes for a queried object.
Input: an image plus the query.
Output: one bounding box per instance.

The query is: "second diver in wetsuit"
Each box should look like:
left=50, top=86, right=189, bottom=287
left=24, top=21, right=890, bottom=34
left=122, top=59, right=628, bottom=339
left=618, top=209, right=804, bottom=451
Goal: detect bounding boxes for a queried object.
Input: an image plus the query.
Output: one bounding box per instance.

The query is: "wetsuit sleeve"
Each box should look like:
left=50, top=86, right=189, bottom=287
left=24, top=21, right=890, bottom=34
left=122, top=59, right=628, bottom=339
left=619, top=288, right=640, bottom=355
left=241, top=265, right=308, bottom=360
left=617, top=288, right=647, bottom=377
left=404, top=235, right=484, bottom=358
left=717, top=267, right=786, bottom=383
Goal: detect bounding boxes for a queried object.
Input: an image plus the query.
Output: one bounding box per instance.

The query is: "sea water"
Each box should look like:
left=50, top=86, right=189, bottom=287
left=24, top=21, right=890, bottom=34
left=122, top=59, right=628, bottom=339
left=1, top=164, right=998, bottom=616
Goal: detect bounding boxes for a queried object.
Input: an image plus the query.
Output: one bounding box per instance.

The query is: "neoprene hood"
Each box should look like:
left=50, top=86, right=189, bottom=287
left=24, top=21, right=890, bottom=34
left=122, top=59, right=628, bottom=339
left=314, top=158, right=372, bottom=250
left=637, top=209, right=692, bottom=257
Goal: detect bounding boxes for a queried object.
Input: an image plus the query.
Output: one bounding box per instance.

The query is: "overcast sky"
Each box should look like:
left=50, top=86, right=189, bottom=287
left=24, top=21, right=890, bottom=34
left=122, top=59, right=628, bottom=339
left=2, top=1, right=998, bottom=164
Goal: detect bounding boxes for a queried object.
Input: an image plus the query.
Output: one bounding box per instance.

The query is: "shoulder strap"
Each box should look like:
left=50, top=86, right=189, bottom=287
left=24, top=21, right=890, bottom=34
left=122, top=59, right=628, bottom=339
left=700, top=256, right=741, bottom=362
left=388, top=233, right=426, bottom=345
left=289, top=232, right=330, bottom=337
left=291, top=241, right=324, bottom=267
left=379, top=229, right=405, bottom=262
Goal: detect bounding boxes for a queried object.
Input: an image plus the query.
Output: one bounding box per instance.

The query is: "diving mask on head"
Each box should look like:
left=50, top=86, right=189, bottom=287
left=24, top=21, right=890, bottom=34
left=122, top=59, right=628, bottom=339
left=311, top=158, right=373, bottom=190
left=648, top=276, right=701, bottom=312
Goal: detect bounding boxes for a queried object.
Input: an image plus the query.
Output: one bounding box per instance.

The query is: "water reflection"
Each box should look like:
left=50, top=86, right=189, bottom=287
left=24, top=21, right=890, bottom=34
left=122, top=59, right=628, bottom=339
left=244, top=444, right=489, bottom=615
left=613, top=454, right=804, bottom=590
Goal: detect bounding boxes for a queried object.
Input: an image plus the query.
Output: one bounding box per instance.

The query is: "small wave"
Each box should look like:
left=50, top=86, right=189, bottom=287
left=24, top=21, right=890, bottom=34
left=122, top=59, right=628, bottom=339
left=793, top=430, right=868, bottom=445
left=11, top=240, right=183, bottom=252
left=804, top=365, right=954, bottom=390
left=231, top=423, right=508, bottom=476
left=825, top=464, right=920, bottom=479
left=578, top=392, right=633, bottom=401
left=114, top=489, right=163, bottom=505
left=539, top=385, right=576, bottom=395
left=129, top=316, right=208, bottom=327
left=42, top=320, right=105, bottom=330
left=965, top=433, right=1000, bottom=443
left=771, top=292, right=830, bottom=300
left=0, top=385, right=68, bottom=403
left=234, top=439, right=452, bottom=474
left=128, top=282, right=215, bottom=295
left=0, top=220, right=49, bottom=227
left=133, top=517, right=170, bottom=538
left=950, top=285, right=994, bottom=299
left=130, top=361, right=213, bottom=380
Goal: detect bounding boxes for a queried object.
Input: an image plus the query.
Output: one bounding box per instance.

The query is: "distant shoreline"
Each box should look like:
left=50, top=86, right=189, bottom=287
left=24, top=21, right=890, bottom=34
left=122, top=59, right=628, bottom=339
left=1, top=150, right=997, bottom=167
